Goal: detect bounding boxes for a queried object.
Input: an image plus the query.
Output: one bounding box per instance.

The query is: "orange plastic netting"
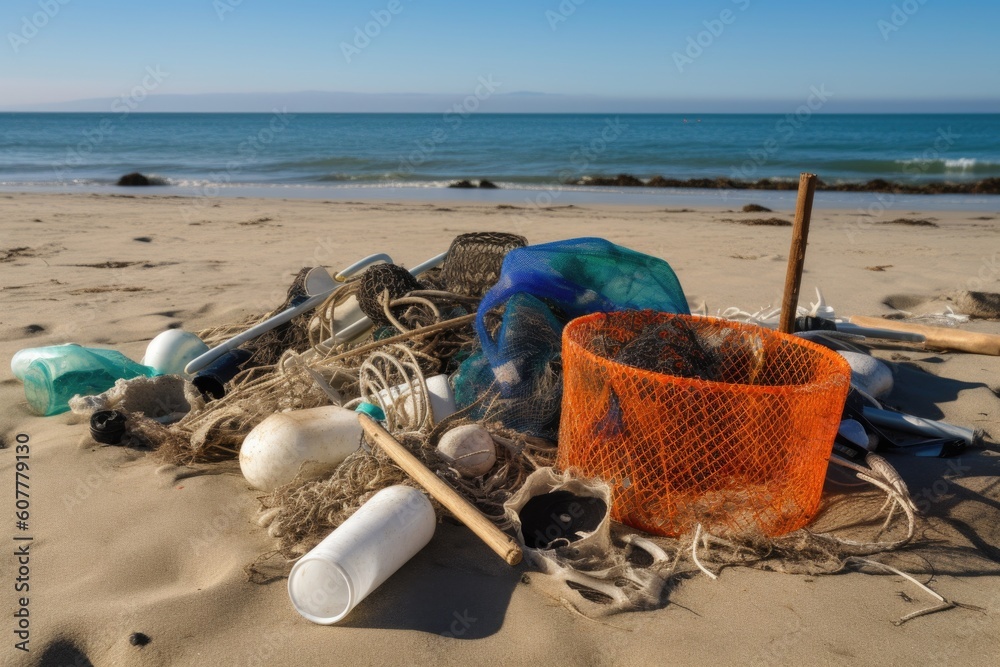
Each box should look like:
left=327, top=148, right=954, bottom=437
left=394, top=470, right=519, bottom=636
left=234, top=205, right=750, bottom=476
left=557, top=311, right=851, bottom=538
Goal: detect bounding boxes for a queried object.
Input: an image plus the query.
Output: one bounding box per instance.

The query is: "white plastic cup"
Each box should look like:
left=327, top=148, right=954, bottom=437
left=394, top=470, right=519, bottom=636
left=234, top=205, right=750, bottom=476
left=287, top=485, right=436, bottom=624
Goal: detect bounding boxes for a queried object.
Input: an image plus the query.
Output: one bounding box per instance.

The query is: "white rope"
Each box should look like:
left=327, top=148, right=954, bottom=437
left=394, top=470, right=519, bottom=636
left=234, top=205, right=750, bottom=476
left=691, top=524, right=719, bottom=580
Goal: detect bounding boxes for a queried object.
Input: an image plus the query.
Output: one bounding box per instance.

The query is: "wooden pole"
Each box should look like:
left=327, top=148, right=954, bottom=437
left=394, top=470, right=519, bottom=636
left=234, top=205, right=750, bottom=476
left=849, top=315, right=1000, bottom=356
left=779, top=173, right=819, bottom=334
left=358, top=414, right=524, bottom=566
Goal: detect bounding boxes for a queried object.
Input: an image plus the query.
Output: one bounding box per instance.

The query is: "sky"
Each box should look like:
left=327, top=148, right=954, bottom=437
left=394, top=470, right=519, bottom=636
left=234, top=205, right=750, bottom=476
left=1, top=0, right=998, bottom=112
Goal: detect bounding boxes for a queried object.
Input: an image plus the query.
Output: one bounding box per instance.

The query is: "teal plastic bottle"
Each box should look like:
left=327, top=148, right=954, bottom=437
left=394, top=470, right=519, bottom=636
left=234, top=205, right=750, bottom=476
left=20, top=347, right=154, bottom=416
left=11, top=344, right=83, bottom=382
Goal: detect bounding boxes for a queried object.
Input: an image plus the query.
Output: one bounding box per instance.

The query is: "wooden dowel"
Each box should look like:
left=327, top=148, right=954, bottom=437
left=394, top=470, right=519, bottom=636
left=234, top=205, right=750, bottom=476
left=358, top=414, right=524, bottom=566
left=849, top=315, right=1000, bottom=356
left=779, top=173, right=818, bottom=334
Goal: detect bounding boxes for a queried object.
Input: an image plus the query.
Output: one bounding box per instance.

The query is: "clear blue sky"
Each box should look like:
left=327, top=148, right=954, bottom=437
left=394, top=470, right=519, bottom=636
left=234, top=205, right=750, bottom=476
left=2, top=0, right=998, bottom=110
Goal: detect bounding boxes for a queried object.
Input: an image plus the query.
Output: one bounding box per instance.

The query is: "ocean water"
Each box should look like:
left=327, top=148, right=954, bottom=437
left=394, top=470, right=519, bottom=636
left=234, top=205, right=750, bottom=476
left=1, top=113, right=999, bottom=204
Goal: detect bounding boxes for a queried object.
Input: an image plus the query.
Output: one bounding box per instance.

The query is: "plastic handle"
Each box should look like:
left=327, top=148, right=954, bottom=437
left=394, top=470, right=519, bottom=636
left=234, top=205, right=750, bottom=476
left=306, top=250, right=449, bottom=356
left=184, top=289, right=335, bottom=375
left=335, top=253, right=394, bottom=282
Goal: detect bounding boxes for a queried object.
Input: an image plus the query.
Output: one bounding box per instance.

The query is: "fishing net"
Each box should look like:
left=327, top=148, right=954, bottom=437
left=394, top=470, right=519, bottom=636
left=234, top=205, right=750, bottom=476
left=453, top=293, right=565, bottom=438
left=356, top=263, right=425, bottom=327
left=501, top=456, right=920, bottom=619
left=558, top=311, right=852, bottom=538
left=453, top=238, right=690, bottom=439
left=237, top=267, right=315, bottom=367
left=103, top=232, right=934, bottom=621
left=157, top=355, right=334, bottom=464
left=252, top=417, right=558, bottom=567
left=474, top=237, right=690, bottom=361
left=441, top=232, right=528, bottom=297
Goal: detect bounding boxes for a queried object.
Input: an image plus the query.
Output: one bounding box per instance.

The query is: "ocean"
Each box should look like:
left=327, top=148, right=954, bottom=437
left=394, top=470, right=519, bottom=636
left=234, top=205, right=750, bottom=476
left=2, top=112, right=999, bottom=209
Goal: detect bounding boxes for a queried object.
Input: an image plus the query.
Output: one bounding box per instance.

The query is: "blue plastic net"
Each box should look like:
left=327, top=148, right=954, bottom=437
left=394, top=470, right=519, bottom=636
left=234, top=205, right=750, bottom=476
left=454, top=237, right=689, bottom=438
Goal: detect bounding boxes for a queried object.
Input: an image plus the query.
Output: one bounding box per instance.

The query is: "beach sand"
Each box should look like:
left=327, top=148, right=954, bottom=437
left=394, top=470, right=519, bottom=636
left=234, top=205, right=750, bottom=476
left=1, top=192, right=999, bottom=665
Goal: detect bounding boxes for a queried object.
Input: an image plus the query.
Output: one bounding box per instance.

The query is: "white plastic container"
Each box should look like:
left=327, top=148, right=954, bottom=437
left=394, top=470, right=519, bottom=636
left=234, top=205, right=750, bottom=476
left=142, top=329, right=210, bottom=377
left=376, top=374, right=457, bottom=426
left=837, top=351, right=893, bottom=399
left=331, top=295, right=365, bottom=331
left=240, top=405, right=363, bottom=491
left=287, top=485, right=435, bottom=624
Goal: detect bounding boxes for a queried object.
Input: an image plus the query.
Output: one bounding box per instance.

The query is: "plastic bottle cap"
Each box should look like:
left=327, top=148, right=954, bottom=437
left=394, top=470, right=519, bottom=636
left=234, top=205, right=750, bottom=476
left=90, top=410, right=127, bottom=445
left=354, top=402, right=386, bottom=421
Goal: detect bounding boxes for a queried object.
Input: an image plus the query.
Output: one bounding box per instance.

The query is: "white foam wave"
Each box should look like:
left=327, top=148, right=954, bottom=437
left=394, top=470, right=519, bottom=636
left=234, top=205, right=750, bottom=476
left=895, top=157, right=996, bottom=171
left=944, top=158, right=978, bottom=170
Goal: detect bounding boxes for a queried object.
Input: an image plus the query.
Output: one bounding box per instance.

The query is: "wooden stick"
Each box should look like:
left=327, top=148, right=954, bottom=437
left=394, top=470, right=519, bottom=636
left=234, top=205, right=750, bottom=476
left=779, top=173, right=819, bottom=334
left=358, top=414, right=524, bottom=566
left=849, top=315, right=1000, bottom=356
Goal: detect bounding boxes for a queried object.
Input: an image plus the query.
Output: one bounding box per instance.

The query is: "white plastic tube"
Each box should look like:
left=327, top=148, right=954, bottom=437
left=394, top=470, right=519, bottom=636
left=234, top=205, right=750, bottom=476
left=861, top=406, right=976, bottom=445
left=287, top=485, right=435, bottom=624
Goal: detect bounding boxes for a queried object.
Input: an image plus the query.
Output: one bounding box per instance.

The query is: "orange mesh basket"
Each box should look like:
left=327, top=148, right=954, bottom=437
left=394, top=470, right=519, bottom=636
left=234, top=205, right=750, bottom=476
left=557, top=311, right=851, bottom=538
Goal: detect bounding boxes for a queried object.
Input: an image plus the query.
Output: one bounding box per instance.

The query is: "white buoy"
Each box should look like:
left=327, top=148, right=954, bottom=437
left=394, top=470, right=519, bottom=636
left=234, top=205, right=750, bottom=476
left=240, top=405, right=362, bottom=491
left=837, top=351, right=894, bottom=399
left=436, top=424, right=497, bottom=477
left=142, top=329, right=210, bottom=377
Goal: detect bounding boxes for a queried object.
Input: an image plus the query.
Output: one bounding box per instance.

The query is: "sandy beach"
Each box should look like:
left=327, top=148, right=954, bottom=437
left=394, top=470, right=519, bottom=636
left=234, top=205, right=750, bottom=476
left=2, top=191, right=999, bottom=666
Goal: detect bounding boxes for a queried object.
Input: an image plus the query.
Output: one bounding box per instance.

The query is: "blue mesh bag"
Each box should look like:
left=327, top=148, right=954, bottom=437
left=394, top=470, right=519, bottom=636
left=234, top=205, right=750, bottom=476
left=454, top=237, right=689, bottom=438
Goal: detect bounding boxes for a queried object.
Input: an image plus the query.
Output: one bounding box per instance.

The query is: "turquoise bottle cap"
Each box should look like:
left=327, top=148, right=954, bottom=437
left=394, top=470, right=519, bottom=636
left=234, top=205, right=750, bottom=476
left=354, top=402, right=385, bottom=421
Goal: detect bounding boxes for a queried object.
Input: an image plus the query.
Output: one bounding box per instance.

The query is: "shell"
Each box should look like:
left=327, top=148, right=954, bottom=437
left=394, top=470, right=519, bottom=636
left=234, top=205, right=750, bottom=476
left=437, top=424, right=497, bottom=477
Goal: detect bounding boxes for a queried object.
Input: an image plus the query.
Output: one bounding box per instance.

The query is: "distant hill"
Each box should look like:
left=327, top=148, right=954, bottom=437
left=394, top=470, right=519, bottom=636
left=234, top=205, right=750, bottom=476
left=4, top=91, right=999, bottom=113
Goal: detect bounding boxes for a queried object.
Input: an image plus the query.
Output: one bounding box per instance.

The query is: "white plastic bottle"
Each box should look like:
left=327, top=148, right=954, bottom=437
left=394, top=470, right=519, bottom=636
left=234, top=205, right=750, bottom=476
left=287, top=485, right=436, bottom=624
